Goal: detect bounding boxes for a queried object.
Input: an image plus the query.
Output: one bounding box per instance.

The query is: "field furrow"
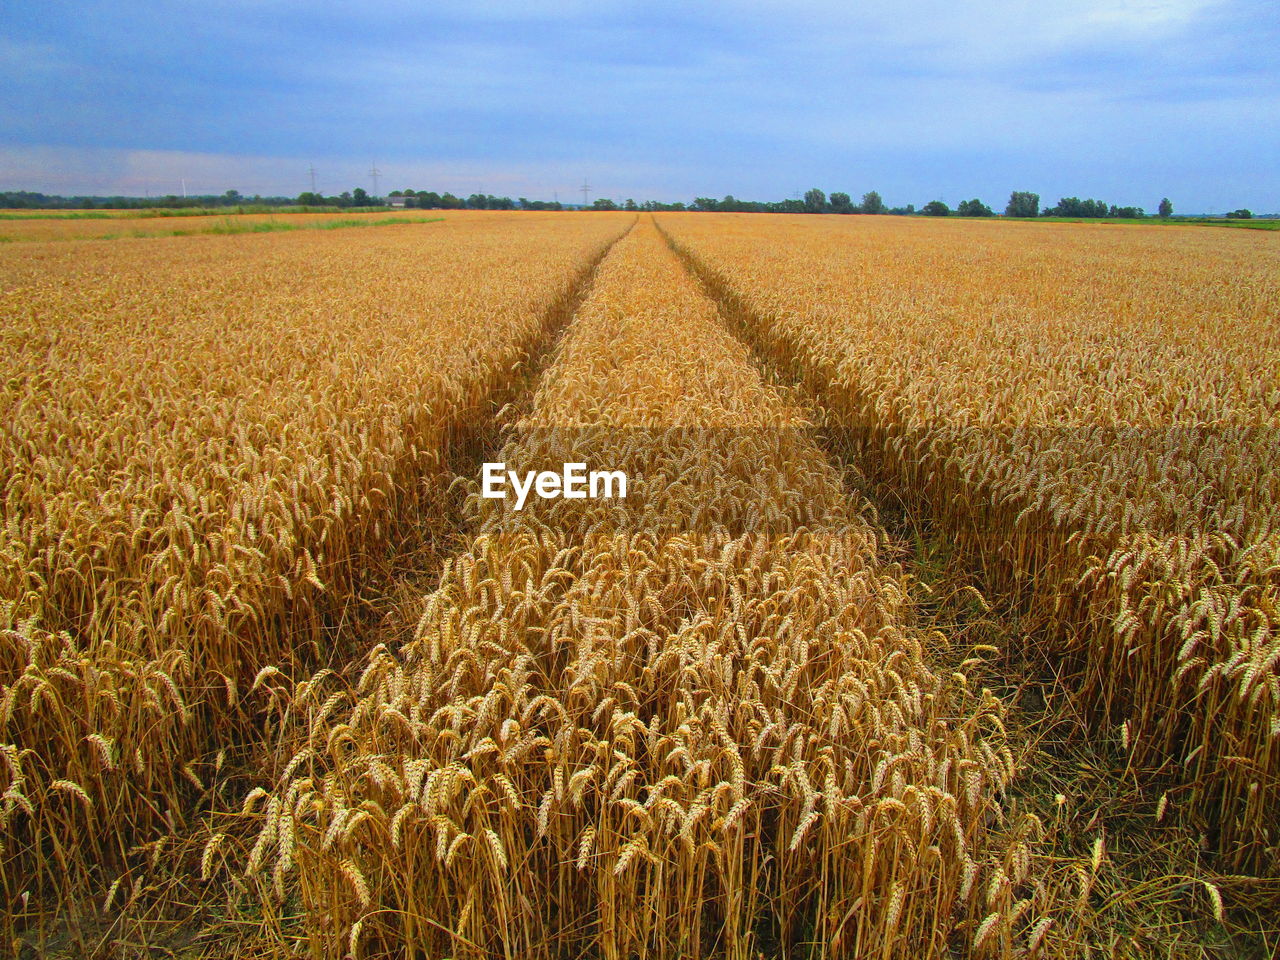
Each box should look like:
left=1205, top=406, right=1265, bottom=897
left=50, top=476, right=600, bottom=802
left=246, top=220, right=1043, bottom=959
left=0, top=214, right=631, bottom=920
left=655, top=213, right=1280, bottom=873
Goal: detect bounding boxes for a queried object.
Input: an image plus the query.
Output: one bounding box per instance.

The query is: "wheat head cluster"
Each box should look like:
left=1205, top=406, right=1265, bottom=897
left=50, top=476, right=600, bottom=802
left=245, top=222, right=1043, bottom=959
left=659, top=213, right=1280, bottom=872
left=0, top=214, right=627, bottom=918
left=0, top=210, right=1275, bottom=958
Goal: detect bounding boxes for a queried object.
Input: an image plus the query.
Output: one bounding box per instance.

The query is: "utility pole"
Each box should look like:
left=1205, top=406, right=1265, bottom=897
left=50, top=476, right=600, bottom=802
left=309, top=164, right=317, bottom=194
left=181, top=178, right=187, bottom=198
left=369, top=161, right=381, bottom=198
left=553, top=190, right=559, bottom=206
left=580, top=179, right=591, bottom=207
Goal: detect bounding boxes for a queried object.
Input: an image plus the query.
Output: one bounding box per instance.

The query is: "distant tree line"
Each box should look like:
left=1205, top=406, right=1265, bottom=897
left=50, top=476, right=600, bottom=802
left=376, top=190, right=548, bottom=210
left=0, top=187, right=541, bottom=211
left=1, top=187, right=1264, bottom=221
left=642, top=190, right=918, bottom=215
left=0, top=189, right=293, bottom=209
left=920, top=192, right=1172, bottom=219
left=590, top=189, right=1192, bottom=220
left=295, top=188, right=380, bottom=207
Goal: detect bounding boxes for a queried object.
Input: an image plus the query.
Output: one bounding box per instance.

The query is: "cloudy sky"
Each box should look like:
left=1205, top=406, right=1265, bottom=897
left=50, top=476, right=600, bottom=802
left=2, top=0, right=1276, bottom=211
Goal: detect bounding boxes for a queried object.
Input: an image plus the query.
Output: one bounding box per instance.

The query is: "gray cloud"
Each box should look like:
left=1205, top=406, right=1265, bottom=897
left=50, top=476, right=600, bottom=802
left=1, top=0, right=1276, bottom=210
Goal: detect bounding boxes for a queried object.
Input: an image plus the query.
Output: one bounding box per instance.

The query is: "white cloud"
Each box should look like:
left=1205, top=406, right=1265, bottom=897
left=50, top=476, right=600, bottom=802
left=1080, top=0, right=1217, bottom=30
left=702, top=0, right=1222, bottom=67
left=0, top=37, right=75, bottom=78
left=1, top=1, right=1273, bottom=209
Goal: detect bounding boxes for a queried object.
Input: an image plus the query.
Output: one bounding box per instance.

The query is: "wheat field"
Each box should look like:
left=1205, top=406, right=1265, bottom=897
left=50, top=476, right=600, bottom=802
left=0, top=213, right=628, bottom=931
left=0, top=209, right=529, bottom=243
left=657, top=213, right=1280, bottom=873
left=1, top=212, right=1276, bottom=957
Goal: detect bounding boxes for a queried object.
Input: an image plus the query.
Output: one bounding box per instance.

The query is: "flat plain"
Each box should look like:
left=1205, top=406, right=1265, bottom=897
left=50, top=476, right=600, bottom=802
left=1, top=211, right=1276, bottom=958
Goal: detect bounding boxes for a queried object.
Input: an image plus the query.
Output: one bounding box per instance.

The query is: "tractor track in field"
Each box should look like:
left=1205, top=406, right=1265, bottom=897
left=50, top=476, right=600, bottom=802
left=40, top=213, right=1273, bottom=959
left=344, top=214, right=641, bottom=654
left=22, top=218, right=641, bottom=960
left=655, top=215, right=1279, bottom=959
left=653, top=214, right=1069, bottom=686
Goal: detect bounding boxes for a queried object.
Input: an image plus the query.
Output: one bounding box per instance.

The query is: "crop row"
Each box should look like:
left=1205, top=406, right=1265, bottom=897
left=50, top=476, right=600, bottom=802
left=0, top=214, right=629, bottom=914
left=659, top=213, right=1280, bottom=871
left=244, top=222, right=1046, bottom=959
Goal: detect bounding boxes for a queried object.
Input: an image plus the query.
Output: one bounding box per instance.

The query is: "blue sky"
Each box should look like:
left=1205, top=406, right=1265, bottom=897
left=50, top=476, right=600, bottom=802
left=1, top=0, right=1276, bottom=211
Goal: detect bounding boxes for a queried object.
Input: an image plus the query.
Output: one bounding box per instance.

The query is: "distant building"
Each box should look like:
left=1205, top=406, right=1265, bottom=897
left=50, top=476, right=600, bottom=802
left=386, top=195, right=408, bottom=208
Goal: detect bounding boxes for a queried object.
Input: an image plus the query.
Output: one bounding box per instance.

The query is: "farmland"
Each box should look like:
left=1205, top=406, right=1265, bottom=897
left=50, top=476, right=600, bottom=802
left=658, top=213, right=1280, bottom=866
left=0, top=209, right=457, bottom=243
left=1, top=212, right=1277, bottom=958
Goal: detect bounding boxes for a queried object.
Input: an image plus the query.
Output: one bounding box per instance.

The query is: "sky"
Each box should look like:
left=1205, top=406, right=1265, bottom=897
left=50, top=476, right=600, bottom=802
left=1, top=0, right=1277, bottom=212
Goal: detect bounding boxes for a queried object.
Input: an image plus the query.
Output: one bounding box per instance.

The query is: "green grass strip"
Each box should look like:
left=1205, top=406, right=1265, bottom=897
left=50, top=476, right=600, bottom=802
left=0, top=216, right=445, bottom=244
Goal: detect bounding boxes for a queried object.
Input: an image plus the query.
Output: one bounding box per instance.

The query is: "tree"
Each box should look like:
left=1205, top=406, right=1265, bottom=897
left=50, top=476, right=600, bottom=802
left=624, top=198, right=638, bottom=211
left=803, top=188, right=827, bottom=213
left=1158, top=197, right=1173, bottom=218
left=1046, top=197, right=1108, bottom=218
left=1005, top=191, right=1039, bottom=217
left=296, top=191, right=323, bottom=206
left=1226, top=208, right=1252, bottom=219
left=956, top=198, right=993, bottom=217
left=922, top=200, right=950, bottom=216
left=860, top=190, right=886, bottom=215
left=352, top=187, right=370, bottom=206
left=592, top=198, right=619, bottom=210
left=828, top=192, right=854, bottom=214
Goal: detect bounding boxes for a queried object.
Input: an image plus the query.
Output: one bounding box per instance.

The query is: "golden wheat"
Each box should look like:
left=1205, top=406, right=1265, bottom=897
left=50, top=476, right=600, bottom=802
left=0, top=213, right=629, bottom=912
left=248, top=221, right=1044, bottom=958
left=657, top=212, right=1280, bottom=872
